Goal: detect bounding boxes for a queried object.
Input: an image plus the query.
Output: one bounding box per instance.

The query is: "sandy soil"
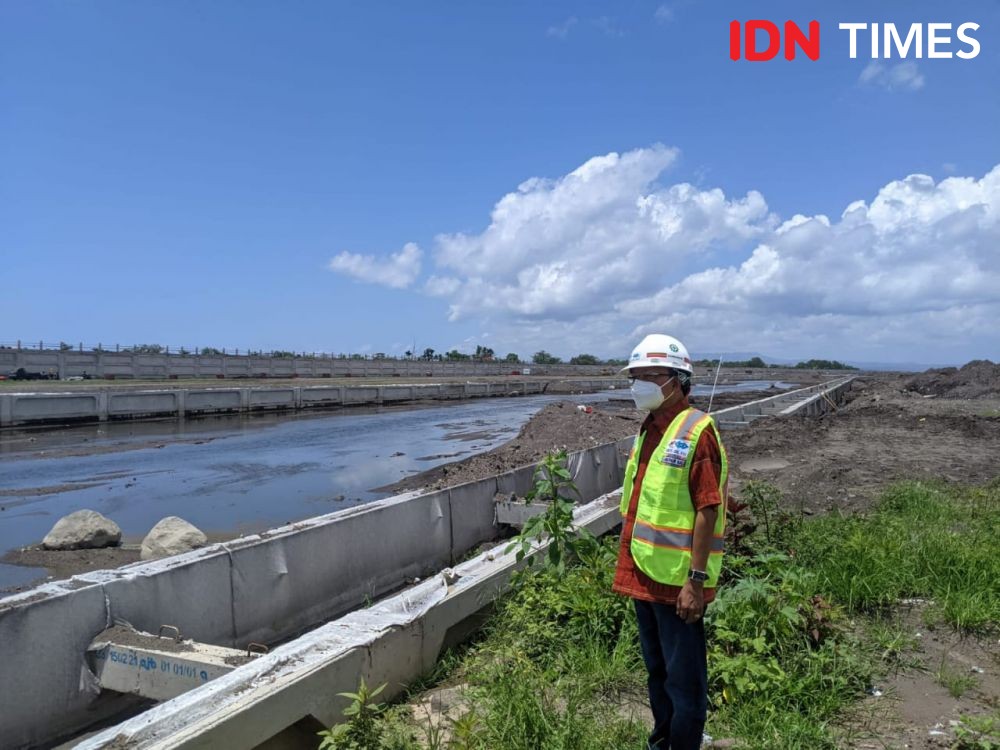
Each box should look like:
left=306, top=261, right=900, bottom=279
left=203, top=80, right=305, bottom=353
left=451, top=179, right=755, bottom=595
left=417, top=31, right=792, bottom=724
left=380, top=400, right=643, bottom=493
left=850, top=603, right=1000, bottom=749
left=724, top=378, right=1000, bottom=514
left=1, top=531, right=239, bottom=590
left=379, top=390, right=772, bottom=494
left=2, top=545, right=144, bottom=581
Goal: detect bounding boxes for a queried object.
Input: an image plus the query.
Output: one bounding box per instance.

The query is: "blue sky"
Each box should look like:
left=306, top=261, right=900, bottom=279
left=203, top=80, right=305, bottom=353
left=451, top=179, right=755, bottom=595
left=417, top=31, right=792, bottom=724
left=3, top=1, right=999, bottom=365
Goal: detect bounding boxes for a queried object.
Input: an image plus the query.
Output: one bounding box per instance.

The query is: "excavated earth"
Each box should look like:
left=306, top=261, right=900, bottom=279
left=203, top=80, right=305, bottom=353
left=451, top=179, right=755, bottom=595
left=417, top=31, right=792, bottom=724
left=379, top=390, right=761, bottom=494
left=388, top=368, right=1000, bottom=518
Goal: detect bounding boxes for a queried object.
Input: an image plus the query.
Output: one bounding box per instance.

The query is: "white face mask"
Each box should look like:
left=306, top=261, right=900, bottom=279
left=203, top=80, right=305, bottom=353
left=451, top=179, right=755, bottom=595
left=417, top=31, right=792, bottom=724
left=631, top=379, right=667, bottom=411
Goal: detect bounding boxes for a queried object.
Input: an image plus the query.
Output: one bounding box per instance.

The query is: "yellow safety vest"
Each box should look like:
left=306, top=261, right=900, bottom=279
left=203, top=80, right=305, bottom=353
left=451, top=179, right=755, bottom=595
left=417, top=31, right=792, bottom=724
left=620, top=407, right=729, bottom=587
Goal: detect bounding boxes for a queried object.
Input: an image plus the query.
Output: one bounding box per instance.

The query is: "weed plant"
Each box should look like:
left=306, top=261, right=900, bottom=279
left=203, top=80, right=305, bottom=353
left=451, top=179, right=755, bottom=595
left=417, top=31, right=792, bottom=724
left=954, top=711, right=1000, bottom=749
left=317, top=467, right=998, bottom=749
left=792, top=480, right=1000, bottom=630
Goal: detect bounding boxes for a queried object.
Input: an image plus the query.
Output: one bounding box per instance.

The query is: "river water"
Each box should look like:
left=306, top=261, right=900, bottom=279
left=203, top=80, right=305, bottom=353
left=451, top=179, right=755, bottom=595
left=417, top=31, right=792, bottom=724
left=0, top=382, right=793, bottom=588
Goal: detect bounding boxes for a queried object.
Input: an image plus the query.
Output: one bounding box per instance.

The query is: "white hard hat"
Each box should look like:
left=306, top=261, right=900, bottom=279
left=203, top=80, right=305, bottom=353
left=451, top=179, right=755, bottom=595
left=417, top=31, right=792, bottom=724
left=621, top=333, right=693, bottom=374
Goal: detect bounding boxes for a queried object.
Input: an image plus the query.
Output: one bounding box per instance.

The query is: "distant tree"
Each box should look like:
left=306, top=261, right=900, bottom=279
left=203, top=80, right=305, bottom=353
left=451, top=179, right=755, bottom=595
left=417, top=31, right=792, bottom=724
left=270, top=350, right=296, bottom=358
left=569, top=353, right=600, bottom=365
left=719, top=356, right=767, bottom=368
left=134, top=344, right=164, bottom=354
left=474, top=345, right=495, bottom=361
left=504, top=353, right=520, bottom=363
left=445, top=349, right=471, bottom=361
left=794, top=359, right=858, bottom=370
left=532, top=350, right=562, bottom=365
left=178, top=347, right=189, bottom=356
left=605, top=357, right=628, bottom=367
left=349, top=353, right=365, bottom=360
left=422, top=347, right=435, bottom=360
left=404, top=350, right=412, bottom=359
left=200, top=347, right=222, bottom=356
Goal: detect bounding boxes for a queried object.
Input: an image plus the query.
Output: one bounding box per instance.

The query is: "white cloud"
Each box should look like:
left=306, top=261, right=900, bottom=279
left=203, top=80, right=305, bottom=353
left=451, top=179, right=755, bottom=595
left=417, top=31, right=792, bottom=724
left=654, top=5, right=674, bottom=24
left=432, top=145, right=772, bottom=321
left=859, top=61, right=925, bottom=91
left=424, top=275, right=461, bottom=296
left=330, top=147, right=999, bottom=362
left=617, top=166, right=1000, bottom=359
left=546, top=17, right=577, bottom=39
left=327, top=242, right=422, bottom=289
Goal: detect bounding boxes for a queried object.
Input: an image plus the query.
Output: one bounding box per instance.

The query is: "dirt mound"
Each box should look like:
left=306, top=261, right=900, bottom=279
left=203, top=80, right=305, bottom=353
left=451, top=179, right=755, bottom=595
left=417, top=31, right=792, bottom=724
left=904, top=360, right=1000, bottom=399
left=724, top=377, right=1000, bottom=514
left=380, top=401, right=642, bottom=494
left=380, top=389, right=792, bottom=495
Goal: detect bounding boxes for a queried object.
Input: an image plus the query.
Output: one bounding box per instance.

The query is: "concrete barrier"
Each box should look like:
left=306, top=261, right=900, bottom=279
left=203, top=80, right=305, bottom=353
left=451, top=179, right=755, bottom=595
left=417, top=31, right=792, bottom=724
left=74, top=492, right=625, bottom=750
left=0, top=379, right=624, bottom=427
left=711, top=377, right=854, bottom=428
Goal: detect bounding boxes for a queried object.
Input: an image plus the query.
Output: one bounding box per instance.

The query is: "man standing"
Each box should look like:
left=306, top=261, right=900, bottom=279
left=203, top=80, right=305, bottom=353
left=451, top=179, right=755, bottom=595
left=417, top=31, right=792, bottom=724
left=613, top=333, right=728, bottom=750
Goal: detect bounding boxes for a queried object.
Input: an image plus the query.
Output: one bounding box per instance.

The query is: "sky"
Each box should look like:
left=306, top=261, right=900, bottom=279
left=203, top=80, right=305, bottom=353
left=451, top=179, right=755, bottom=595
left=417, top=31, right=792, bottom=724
left=2, top=1, right=999, bottom=366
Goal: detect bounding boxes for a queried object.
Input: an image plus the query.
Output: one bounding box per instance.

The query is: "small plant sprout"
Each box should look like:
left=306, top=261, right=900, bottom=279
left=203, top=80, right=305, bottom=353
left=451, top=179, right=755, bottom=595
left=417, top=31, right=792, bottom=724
left=506, top=450, right=600, bottom=576
left=317, top=676, right=388, bottom=750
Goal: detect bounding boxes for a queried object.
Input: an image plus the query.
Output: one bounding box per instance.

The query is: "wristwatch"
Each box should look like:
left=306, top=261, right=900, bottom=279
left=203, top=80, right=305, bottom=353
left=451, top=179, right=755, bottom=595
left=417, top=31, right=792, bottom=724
left=687, top=568, right=709, bottom=583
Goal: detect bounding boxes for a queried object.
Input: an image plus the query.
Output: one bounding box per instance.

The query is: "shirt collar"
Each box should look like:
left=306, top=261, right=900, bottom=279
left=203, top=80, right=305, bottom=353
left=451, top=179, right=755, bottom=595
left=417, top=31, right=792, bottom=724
left=642, top=395, right=691, bottom=434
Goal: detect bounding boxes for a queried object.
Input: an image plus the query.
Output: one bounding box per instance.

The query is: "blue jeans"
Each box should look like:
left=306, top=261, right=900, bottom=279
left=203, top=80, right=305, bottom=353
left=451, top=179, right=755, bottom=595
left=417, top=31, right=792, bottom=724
left=634, top=599, right=708, bottom=750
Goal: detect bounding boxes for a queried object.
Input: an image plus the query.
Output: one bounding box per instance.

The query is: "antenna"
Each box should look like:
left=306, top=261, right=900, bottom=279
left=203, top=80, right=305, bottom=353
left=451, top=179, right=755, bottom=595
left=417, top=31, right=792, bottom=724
left=707, top=355, right=724, bottom=413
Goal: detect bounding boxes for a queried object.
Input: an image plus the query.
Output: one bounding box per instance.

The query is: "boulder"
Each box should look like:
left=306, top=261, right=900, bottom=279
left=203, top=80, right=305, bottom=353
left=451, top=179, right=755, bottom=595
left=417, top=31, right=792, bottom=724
left=140, top=516, right=208, bottom=561
left=42, top=509, right=122, bottom=550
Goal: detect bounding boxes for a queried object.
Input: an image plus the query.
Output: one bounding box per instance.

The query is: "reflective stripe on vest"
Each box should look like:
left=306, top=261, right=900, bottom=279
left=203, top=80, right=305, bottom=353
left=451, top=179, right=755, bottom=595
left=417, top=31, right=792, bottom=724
left=621, top=407, right=729, bottom=587
left=631, top=522, right=725, bottom=553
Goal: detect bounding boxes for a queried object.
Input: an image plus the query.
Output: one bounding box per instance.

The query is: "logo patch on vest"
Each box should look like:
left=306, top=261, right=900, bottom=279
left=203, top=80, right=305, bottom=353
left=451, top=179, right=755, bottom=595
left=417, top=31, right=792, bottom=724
left=661, top=439, right=691, bottom=468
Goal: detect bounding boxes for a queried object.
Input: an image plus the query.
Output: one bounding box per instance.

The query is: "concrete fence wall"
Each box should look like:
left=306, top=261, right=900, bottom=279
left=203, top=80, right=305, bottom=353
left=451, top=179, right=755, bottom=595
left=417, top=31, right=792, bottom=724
left=0, top=379, right=625, bottom=428
left=0, top=349, right=616, bottom=380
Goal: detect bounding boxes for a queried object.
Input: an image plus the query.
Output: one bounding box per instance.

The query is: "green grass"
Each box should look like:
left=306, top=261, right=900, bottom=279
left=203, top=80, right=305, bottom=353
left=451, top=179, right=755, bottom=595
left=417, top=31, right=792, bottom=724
left=954, top=711, right=1000, bottom=749
left=792, top=480, right=1000, bottom=630
left=319, top=480, right=999, bottom=749
left=937, top=657, right=979, bottom=699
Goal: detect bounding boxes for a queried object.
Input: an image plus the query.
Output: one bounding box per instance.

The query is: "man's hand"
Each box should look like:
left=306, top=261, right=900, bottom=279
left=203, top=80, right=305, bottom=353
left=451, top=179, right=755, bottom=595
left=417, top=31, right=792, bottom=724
left=676, top=580, right=705, bottom=624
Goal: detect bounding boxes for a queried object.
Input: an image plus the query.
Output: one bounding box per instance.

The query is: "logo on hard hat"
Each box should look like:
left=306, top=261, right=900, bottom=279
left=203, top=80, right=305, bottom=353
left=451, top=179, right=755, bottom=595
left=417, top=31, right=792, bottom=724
left=669, top=344, right=679, bottom=352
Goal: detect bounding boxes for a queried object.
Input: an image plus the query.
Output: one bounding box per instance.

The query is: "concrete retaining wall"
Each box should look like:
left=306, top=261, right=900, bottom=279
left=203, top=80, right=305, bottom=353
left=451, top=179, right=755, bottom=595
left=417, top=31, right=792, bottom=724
left=75, top=493, right=625, bottom=750
left=0, top=379, right=623, bottom=428
left=711, top=377, right=854, bottom=427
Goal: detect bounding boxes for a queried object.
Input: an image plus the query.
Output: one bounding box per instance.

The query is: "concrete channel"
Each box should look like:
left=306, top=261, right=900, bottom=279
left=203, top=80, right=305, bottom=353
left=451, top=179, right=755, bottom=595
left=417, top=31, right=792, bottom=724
left=0, top=379, right=621, bottom=428
left=0, top=377, right=854, bottom=749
